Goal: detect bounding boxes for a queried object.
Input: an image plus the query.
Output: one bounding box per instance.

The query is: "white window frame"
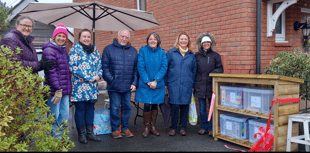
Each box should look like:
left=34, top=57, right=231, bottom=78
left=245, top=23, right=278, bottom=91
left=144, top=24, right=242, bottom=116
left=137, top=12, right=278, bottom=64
left=275, top=4, right=287, bottom=43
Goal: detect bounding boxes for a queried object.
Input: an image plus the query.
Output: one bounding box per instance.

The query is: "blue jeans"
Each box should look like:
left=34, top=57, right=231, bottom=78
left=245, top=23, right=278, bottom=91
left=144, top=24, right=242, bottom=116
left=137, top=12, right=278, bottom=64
left=199, top=98, right=212, bottom=131
left=47, top=95, right=69, bottom=137
left=170, top=104, right=189, bottom=130
left=74, top=101, right=96, bottom=128
left=108, top=91, right=132, bottom=132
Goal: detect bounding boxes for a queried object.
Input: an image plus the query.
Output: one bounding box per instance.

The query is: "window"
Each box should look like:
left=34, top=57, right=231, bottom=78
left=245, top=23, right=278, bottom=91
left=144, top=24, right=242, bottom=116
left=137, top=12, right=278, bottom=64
left=275, top=3, right=286, bottom=43
left=137, top=0, right=146, bottom=11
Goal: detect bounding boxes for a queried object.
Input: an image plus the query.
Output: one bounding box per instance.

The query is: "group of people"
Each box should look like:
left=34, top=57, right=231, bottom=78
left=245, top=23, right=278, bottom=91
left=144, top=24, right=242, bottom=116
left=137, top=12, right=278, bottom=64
left=0, top=15, right=223, bottom=144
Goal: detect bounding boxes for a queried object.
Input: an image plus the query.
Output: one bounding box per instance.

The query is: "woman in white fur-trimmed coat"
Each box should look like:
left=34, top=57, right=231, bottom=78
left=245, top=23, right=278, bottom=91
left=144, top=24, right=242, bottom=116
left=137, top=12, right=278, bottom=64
left=194, top=32, right=223, bottom=137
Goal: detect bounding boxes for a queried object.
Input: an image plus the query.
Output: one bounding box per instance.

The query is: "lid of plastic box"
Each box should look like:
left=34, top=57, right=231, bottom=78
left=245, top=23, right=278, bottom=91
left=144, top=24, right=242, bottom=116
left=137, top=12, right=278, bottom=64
left=220, top=86, right=243, bottom=91
left=249, top=118, right=274, bottom=128
left=243, top=88, right=274, bottom=94
left=220, top=113, right=254, bottom=122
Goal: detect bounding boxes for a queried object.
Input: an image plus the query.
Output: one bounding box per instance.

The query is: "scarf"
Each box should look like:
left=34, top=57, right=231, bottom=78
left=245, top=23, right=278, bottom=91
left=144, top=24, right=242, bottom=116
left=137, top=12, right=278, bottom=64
left=201, top=48, right=212, bottom=56
left=79, top=41, right=94, bottom=54
left=203, top=48, right=211, bottom=53
left=179, top=47, right=188, bottom=56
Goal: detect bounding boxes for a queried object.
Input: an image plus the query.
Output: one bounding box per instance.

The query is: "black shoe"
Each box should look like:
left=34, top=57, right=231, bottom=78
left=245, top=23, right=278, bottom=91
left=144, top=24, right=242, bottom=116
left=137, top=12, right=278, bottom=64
left=86, top=125, right=101, bottom=142
left=77, top=125, right=87, bottom=144
left=208, top=131, right=213, bottom=137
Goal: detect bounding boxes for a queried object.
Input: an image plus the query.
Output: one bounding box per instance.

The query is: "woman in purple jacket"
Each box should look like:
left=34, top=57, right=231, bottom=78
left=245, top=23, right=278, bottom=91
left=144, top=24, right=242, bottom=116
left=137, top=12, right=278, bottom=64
left=42, top=23, right=72, bottom=138
left=0, top=16, right=55, bottom=73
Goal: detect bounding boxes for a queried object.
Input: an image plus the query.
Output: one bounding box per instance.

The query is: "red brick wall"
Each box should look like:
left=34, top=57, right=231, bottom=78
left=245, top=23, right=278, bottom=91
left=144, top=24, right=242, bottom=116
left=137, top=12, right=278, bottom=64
left=73, top=0, right=309, bottom=74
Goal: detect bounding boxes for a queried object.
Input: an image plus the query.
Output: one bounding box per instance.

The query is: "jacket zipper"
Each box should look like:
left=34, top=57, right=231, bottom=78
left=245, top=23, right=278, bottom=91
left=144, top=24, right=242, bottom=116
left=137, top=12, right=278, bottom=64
left=60, top=51, right=65, bottom=76
left=208, top=56, right=210, bottom=64
left=122, top=47, right=125, bottom=91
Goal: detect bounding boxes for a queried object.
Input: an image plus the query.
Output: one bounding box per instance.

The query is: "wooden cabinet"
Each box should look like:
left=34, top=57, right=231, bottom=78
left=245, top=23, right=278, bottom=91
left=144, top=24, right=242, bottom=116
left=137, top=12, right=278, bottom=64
left=210, top=74, right=304, bottom=152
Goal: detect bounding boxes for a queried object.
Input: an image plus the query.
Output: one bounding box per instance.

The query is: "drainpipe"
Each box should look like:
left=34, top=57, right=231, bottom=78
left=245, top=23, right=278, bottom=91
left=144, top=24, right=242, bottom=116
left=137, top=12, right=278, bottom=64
left=256, top=0, right=261, bottom=74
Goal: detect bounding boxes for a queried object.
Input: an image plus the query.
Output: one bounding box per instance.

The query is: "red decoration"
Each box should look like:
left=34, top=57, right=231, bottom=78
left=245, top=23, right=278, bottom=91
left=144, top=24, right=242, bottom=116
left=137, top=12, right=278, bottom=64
left=225, top=98, right=299, bottom=152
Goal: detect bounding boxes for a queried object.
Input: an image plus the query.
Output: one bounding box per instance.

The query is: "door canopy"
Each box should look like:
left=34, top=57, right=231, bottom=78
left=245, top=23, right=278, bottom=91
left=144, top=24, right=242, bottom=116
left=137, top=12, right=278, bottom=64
left=267, top=0, right=298, bottom=37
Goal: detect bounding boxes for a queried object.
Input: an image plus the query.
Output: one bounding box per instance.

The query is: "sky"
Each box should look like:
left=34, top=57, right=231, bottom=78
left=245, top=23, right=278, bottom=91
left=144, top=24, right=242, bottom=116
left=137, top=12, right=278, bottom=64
left=3, top=0, right=73, bottom=7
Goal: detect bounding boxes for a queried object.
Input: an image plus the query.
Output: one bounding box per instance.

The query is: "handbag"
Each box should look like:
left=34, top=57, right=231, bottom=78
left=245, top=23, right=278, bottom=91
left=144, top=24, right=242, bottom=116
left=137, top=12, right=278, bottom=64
left=93, top=109, right=112, bottom=135
left=188, top=93, right=198, bottom=125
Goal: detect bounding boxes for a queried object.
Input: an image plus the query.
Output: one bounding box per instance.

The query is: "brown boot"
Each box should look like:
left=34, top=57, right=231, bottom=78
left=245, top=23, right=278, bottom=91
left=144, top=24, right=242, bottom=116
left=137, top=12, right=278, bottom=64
left=142, top=111, right=152, bottom=138
left=150, top=110, right=160, bottom=136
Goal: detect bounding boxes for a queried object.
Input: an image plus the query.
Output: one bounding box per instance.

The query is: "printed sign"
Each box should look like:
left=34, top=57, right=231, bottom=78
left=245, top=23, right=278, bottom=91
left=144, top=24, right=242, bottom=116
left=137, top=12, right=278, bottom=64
left=230, top=92, right=236, bottom=103
left=226, top=121, right=232, bottom=131
left=251, top=96, right=261, bottom=108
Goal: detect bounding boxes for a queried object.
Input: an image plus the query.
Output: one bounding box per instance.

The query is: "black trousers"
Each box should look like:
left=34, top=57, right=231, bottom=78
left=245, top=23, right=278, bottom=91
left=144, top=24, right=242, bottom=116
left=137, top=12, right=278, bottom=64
left=170, top=104, right=189, bottom=130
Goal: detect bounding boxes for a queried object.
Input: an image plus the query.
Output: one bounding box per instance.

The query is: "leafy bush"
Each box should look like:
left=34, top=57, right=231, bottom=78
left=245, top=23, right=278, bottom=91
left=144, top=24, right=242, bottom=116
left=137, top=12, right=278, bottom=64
left=265, top=49, right=310, bottom=101
left=0, top=3, right=12, bottom=32
left=0, top=46, right=75, bottom=151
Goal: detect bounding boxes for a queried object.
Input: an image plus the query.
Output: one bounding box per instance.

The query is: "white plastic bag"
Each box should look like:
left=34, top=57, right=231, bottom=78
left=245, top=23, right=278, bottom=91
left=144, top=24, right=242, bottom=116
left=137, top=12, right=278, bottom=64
left=188, top=93, right=197, bottom=125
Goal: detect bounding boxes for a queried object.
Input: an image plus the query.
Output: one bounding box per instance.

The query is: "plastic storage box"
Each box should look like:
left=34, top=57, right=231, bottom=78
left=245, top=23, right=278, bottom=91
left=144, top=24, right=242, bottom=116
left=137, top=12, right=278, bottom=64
left=220, top=113, right=256, bottom=140
left=249, top=119, right=274, bottom=144
left=243, top=88, right=274, bottom=114
left=220, top=86, right=243, bottom=109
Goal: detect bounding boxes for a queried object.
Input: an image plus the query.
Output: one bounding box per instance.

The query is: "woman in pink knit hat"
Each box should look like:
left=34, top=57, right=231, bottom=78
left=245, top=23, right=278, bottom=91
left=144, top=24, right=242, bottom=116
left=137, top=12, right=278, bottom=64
left=42, top=23, right=72, bottom=138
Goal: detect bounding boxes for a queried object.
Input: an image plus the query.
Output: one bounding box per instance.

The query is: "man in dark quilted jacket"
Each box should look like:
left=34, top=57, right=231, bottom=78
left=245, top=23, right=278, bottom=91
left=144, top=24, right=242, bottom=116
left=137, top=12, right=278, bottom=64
left=102, top=29, right=138, bottom=139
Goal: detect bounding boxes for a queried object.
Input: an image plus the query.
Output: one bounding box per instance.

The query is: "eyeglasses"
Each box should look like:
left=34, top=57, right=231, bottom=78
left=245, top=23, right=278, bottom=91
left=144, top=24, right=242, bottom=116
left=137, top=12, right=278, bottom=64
left=18, top=23, right=33, bottom=29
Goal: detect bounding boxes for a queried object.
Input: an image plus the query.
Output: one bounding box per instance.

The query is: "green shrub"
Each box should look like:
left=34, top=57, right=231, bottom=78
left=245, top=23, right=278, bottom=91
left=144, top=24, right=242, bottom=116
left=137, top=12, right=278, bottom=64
left=265, top=49, right=310, bottom=101
left=0, top=3, right=12, bottom=33
left=0, top=46, right=75, bottom=151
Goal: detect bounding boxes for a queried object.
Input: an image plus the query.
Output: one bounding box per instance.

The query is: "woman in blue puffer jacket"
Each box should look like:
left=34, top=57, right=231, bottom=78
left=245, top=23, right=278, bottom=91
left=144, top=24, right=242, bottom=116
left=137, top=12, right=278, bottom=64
left=42, top=23, right=72, bottom=138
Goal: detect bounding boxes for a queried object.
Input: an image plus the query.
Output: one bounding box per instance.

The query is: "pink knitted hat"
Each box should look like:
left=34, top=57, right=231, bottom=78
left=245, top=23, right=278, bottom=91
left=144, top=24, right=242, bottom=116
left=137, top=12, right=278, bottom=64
left=52, top=23, right=68, bottom=39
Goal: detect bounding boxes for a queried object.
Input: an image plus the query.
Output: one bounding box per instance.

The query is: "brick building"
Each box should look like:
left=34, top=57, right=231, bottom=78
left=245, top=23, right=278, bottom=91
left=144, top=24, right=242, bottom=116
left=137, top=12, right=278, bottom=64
left=73, top=0, right=310, bottom=74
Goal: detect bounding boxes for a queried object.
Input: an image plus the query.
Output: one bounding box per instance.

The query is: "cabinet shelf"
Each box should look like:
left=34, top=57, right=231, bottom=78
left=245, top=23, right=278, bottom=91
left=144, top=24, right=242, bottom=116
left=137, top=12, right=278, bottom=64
left=215, top=134, right=254, bottom=148
left=210, top=73, right=303, bottom=152
left=217, top=105, right=272, bottom=120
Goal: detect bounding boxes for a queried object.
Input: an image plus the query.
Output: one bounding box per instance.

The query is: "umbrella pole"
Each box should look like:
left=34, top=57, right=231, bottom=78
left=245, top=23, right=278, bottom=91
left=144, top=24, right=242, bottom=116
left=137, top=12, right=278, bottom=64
left=93, top=28, right=95, bottom=46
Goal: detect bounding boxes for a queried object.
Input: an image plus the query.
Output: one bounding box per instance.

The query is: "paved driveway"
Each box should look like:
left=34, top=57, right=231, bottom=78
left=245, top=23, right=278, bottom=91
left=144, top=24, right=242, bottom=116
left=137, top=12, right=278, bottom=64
left=67, top=95, right=250, bottom=152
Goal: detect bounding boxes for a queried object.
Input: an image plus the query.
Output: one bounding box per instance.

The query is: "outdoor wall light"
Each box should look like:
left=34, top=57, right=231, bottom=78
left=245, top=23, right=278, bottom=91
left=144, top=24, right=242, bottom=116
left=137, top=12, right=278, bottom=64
left=294, top=21, right=310, bottom=47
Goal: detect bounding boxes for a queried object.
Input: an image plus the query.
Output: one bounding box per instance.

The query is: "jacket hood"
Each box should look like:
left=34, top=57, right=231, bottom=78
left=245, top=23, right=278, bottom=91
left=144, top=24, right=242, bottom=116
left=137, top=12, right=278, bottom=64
left=112, top=38, right=132, bottom=49
left=171, top=47, right=194, bottom=55
left=145, top=44, right=163, bottom=52
left=42, top=41, right=66, bottom=53
left=196, top=32, right=216, bottom=51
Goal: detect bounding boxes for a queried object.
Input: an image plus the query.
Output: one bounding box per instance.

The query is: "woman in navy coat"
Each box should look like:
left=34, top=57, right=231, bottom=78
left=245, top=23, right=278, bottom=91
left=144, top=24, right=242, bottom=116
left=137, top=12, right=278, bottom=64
left=135, top=32, right=168, bottom=137
left=165, top=32, right=197, bottom=136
